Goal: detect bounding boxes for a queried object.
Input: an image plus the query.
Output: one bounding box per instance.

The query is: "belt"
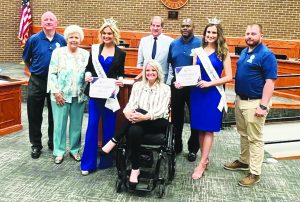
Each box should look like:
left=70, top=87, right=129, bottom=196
left=238, top=95, right=261, bottom=100
left=31, top=73, right=48, bottom=79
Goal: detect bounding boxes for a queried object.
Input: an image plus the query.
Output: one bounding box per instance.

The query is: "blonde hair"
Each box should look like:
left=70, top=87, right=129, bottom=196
left=142, top=60, right=164, bottom=85
left=98, top=18, right=120, bottom=45
left=64, top=25, right=84, bottom=42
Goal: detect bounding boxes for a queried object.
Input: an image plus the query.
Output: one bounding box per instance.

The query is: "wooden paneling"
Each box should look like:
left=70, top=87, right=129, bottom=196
left=227, top=37, right=300, bottom=59
left=31, top=26, right=300, bottom=100
left=32, top=26, right=300, bottom=59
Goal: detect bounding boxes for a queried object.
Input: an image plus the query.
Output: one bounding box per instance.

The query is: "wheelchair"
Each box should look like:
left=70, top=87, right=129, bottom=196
left=114, top=117, right=176, bottom=198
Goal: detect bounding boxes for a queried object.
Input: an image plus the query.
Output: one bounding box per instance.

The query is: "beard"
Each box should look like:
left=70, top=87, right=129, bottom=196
left=182, top=32, right=193, bottom=40
left=245, top=39, right=260, bottom=48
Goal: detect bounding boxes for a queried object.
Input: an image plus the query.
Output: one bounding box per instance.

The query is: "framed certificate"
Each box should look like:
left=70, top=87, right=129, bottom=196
left=89, top=77, right=117, bottom=98
left=175, top=65, right=201, bottom=86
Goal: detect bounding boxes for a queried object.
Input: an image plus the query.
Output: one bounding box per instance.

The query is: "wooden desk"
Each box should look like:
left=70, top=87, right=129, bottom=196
left=0, top=77, right=27, bottom=135
left=121, top=48, right=138, bottom=67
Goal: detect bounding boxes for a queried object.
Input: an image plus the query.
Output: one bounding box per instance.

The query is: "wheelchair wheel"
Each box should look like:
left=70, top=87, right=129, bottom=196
left=116, top=147, right=126, bottom=171
left=168, top=153, right=176, bottom=181
left=167, top=124, right=176, bottom=181
left=115, top=178, right=124, bottom=193
left=156, top=182, right=165, bottom=198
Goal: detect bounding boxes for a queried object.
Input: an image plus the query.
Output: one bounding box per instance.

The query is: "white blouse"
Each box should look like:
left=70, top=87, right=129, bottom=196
left=124, top=81, right=171, bottom=120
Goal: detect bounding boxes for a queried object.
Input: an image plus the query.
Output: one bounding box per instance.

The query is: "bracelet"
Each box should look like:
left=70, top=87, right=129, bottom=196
left=259, top=104, right=267, bottom=110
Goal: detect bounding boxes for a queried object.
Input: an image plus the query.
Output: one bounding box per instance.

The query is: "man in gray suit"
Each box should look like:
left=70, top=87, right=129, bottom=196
left=137, top=16, right=173, bottom=83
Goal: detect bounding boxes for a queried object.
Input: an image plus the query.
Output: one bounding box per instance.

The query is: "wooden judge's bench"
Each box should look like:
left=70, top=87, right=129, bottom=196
left=0, top=76, right=27, bottom=135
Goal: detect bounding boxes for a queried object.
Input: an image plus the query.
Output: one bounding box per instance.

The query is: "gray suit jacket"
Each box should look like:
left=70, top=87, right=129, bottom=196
left=137, top=34, right=173, bottom=77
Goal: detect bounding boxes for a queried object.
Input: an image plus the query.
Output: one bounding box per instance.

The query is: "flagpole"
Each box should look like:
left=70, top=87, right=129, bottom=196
left=18, top=0, right=32, bottom=74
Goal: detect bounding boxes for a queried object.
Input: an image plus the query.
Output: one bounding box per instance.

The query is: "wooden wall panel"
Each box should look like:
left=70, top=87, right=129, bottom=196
left=32, top=26, right=300, bottom=59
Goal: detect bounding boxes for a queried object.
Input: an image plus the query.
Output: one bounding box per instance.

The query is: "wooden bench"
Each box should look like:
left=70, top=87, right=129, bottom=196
left=30, top=26, right=300, bottom=101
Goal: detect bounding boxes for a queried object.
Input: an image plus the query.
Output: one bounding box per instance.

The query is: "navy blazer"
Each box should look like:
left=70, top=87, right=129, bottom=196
left=84, top=44, right=126, bottom=96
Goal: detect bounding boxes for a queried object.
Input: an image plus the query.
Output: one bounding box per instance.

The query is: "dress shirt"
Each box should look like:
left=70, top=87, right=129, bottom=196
left=137, top=34, right=173, bottom=75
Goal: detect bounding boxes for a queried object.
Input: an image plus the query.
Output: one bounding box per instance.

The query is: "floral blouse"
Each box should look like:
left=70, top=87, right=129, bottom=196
left=47, top=46, right=89, bottom=103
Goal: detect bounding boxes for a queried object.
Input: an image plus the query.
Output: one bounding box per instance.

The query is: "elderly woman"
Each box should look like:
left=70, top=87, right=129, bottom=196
left=80, top=18, right=126, bottom=175
left=100, top=60, right=170, bottom=189
left=47, top=25, right=89, bottom=164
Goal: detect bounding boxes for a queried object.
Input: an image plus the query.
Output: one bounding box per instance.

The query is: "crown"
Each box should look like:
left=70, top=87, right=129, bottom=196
left=103, top=17, right=118, bottom=27
left=207, top=17, right=222, bottom=25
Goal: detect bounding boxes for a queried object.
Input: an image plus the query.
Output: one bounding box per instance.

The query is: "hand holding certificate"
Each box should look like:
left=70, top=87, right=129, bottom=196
left=89, top=77, right=117, bottom=98
left=175, top=65, right=201, bottom=86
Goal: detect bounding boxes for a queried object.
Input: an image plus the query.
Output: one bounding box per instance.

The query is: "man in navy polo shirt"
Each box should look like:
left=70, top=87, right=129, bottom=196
left=224, top=24, right=277, bottom=186
left=168, top=18, right=201, bottom=161
left=23, top=11, right=66, bottom=159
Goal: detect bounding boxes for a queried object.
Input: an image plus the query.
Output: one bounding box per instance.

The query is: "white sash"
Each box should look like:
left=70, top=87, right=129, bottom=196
left=91, top=44, right=120, bottom=112
left=192, top=47, right=228, bottom=112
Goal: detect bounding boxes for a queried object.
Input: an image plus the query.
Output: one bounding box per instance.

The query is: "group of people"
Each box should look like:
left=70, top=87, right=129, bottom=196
left=23, top=11, right=277, bottom=188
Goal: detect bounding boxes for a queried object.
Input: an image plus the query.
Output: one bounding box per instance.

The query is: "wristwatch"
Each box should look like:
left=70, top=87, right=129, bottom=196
left=259, top=104, right=267, bottom=110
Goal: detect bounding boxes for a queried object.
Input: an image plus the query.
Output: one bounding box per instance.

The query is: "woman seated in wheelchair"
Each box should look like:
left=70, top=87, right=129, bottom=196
left=100, top=59, right=171, bottom=188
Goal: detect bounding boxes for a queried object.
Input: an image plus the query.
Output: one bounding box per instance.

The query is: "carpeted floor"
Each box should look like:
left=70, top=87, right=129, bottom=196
left=0, top=103, right=300, bottom=202
left=1, top=62, right=300, bottom=201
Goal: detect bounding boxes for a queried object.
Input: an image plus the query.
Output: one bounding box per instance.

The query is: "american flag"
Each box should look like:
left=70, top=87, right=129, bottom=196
left=18, top=0, right=32, bottom=48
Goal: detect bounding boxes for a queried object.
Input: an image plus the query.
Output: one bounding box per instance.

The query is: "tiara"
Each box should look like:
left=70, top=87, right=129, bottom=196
left=207, top=17, right=222, bottom=25
left=103, top=17, right=118, bottom=27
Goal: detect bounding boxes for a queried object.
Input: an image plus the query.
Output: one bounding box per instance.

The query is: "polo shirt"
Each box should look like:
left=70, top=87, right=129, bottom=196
left=235, top=43, right=277, bottom=98
left=23, top=31, right=66, bottom=76
left=168, top=35, right=202, bottom=79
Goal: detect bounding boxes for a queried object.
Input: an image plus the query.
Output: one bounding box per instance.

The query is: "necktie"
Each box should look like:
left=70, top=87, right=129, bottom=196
left=152, top=37, right=157, bottom=59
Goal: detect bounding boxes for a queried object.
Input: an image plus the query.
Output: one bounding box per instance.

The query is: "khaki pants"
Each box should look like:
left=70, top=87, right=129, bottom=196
left=235, top=97, right=269, bottom=175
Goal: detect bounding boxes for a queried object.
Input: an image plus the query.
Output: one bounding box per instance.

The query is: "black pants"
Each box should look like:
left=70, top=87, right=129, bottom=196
left=171, top=83, right=199, bottom=153
left=27, top=74, right=53, bottom=150
left=126, top=118, right=168, bottom=169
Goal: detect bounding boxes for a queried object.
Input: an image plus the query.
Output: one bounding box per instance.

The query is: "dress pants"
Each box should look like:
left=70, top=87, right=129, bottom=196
left=127, top=118, right=168, bottom=169
left=235, top=97, right=268, bottom=175
left=171, top=83, right=199, bottom=153
left=27, top=74, right=53, bottom=150
left=81, top=98, right=117, bottom=171
left=51, top=98, right=85, bottom=157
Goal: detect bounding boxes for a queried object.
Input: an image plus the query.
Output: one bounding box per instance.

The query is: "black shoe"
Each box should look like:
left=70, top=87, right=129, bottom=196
left=128, top=181, right=138, bottom=191
left=187, top=152, right=197, bottom=162
left=31, top=148, right=41, bottom=159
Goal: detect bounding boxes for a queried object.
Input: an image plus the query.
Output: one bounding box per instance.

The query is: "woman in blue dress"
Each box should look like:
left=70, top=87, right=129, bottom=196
left=80, top=18, right=126, bottom=175
left=190, top=19, right=232, bottom=179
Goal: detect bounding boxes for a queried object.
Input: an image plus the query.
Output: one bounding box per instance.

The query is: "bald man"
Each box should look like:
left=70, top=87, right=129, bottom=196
left=168, top=19, right=202, bottom=161
left=23, top=11, right=66, bottom=159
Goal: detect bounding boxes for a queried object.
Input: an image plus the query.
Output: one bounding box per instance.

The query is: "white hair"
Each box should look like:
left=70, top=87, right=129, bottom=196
left=64, top=25, right=84, bottom=42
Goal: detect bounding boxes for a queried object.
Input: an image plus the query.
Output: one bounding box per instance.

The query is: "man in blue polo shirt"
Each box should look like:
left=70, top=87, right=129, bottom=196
left=224, top=24, right=277, bottom=186
left=23, top=11, right=66, bottom=159
left=168, top=18, right=201, bottom=161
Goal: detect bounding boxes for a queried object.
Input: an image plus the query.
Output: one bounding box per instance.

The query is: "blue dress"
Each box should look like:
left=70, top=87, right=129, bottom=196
left=81, top=55, right=116, bottom=171
left=190, top=52, right=223, bottom=132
